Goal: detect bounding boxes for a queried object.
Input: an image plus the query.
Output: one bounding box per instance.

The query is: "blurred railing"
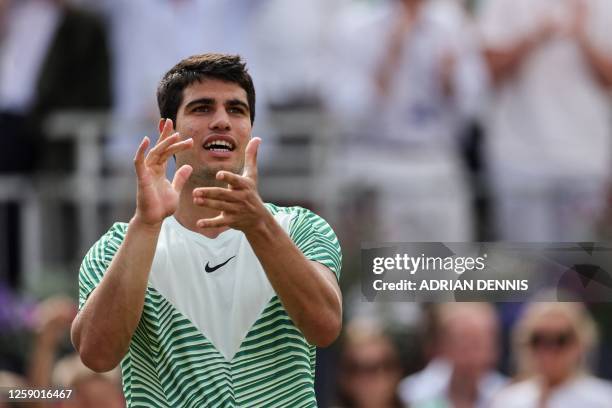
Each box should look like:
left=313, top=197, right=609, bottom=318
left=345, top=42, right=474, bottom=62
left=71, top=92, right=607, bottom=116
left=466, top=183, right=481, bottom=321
left=0, top=175, right=41, bottom=287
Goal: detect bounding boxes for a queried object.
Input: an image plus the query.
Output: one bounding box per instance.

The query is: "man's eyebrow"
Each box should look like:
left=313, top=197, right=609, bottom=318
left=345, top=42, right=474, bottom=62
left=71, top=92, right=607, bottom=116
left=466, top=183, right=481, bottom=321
left=226, top=99, right=250, bottom=112
left=185, top=98, right=215, bottom=110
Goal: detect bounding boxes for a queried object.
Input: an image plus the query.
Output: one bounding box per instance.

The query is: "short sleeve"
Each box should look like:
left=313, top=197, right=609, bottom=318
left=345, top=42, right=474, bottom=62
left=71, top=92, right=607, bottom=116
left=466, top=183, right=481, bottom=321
left=78, top=223, right=128, bottom=310
left=288, top=209, right=342, bottom=281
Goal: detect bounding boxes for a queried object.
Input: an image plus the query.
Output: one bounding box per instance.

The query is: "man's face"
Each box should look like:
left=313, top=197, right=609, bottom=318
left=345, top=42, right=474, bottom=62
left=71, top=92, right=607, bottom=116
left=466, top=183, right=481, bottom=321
left=174, top=78, right=252, bottom=186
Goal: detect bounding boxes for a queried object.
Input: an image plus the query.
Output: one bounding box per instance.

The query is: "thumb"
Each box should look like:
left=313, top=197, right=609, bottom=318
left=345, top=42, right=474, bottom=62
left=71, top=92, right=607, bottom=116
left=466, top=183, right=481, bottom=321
left=172, top=165, right=193, bottom=193
left=243, top=137, right=261, bottom=181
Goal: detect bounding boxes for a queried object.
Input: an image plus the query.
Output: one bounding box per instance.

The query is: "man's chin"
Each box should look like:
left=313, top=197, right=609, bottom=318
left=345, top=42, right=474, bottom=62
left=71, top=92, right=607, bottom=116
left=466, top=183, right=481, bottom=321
left=188, top=164, right=243, bottom=187
left=209, top=163, right=243, bottom=176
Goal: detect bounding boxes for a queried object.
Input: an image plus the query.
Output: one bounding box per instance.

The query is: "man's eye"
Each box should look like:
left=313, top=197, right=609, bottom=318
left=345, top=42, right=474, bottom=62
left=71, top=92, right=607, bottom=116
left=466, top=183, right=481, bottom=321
left=228, top=107, right=244, bottom=114
left=194, top=106, right=211, bottom=112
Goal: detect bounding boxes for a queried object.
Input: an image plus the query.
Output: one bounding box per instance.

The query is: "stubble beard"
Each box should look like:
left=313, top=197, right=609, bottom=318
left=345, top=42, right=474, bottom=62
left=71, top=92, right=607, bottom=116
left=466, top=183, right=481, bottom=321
left=187, top=161, right=244, bottom=188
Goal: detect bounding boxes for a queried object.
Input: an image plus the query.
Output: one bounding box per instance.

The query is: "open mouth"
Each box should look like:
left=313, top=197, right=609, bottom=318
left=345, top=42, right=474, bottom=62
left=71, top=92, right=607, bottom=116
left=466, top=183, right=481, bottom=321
left=203, top=139, right=235, bottom=152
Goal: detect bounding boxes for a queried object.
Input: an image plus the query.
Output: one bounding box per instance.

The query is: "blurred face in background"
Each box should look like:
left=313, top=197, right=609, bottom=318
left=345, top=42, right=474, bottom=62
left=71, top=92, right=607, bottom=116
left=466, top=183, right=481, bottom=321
left=442, top=313, right=498, bottom=379
left=339, top=336, right=403, bottom=408
left=528, top=312, right=582, bottom=385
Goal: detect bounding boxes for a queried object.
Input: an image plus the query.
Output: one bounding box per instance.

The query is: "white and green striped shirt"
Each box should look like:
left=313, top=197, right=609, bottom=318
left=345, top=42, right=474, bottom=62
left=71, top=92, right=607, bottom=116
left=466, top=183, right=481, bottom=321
left=78, top=204, right=342, bottom=407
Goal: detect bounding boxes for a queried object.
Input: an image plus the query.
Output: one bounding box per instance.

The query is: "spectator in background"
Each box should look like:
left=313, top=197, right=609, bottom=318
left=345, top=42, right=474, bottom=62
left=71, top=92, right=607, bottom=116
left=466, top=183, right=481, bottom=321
left=26, top=295, right=124, bottom=407
left=53, top=354, right=124, bottom=408
left=0, top=0, right=110, bottom=285
left=479, top=0, right=612, bottom=241
left=27, top=296, right=77, bottom=394
left=251, top=0, right=339, bottom=108
left=0, top=295, right=120, bottom=408
left=326, top=0, right=486, bottom=243
left=0, top=0, right=110, bottom=173
left=399, top=303, right=506, bottom=408
left=327, top=0, right=487, bottom=346
left=335, top=320, right=405, bottom=408
left=491, top=302, right=612, bottom=407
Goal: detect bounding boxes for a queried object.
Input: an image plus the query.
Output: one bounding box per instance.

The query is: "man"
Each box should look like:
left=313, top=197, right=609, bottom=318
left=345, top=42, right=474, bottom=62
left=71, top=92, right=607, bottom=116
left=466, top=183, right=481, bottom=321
left=325, top=0, right=485, bottom=341
left=399, top=303, right=506, bottom=408
left=479, top=0, right=612, bottom=241
left=0, top=0, right=110, bottom=286
left=70, top=54, right=342, bottom=407
left=325, top=0, right=485, bottom=243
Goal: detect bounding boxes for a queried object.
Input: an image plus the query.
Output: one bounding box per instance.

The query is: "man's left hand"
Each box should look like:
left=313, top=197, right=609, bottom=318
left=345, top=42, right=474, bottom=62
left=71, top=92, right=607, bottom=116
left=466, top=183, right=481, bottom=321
left=193, top=137, right=267, bottom=232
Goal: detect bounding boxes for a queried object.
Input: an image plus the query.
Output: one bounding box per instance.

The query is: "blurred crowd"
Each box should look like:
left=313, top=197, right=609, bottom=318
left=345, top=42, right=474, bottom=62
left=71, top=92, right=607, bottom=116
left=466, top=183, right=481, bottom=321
left=2, top=0, right=612, bottom=406
left=334, top=300, right=612, bottom=408
left=3, top=296, right=612, bottom=407
left=0, top=295, right=124, bottom=408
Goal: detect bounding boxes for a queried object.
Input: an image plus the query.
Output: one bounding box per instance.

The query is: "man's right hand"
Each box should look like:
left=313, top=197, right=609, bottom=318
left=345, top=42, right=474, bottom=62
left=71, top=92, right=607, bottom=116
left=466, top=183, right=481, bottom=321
left=73, top=119, right=193, bottom=372
left=133, top=118, right=193, bottom=227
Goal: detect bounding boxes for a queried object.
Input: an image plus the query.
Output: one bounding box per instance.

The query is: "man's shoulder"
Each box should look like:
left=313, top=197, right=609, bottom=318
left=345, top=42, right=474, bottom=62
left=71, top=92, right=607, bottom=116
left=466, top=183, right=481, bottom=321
left=101, top=222, right=129, bottom=244
left=264, top=203, right=313, bottom=217
left=85, top=222, right=128, bottom=256
left=78, top=222, right=129, bottom=308
left=264, top=203, right=333, bottom=232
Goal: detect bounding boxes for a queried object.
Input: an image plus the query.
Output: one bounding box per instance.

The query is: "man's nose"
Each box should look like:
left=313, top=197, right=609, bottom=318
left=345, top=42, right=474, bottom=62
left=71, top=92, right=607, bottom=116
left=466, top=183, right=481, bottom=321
left=209, top=109, right=231, bottom=131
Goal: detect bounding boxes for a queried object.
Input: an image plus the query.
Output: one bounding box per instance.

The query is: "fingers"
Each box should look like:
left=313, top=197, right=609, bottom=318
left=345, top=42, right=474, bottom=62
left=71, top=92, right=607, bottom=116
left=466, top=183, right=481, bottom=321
left=158, top=118, right=174, bottom=143
left=134, top=136, right=150, bottom=179
left=172, top=164, right=193, bottom=193
left=216, top=170, right=250, bottom=189
left=34, top=296, right=77, bottom=332
left=145, top=132, right=180, bottom=164
left=197, top=214, right=229, bottom=229
left=243, top=137, right=261, bottom=181
left=194, top=197, right=241, bottom=213
left=157, top=138, right=193, bottom=163
left=193, top=186, right=241, bottom=210
left=193, top=187, right=242, bottom=202
left=146, top=118, right=183, bottom=163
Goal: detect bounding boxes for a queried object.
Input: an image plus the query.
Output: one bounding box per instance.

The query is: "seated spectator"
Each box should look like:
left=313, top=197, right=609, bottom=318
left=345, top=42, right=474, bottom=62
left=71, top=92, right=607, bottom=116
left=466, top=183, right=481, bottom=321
left=334, top=320, right=406, bottom=408
left=491, top=302, right=612, bottom=407
left=399, top=302, right=506, bottom=408
left=53, top=353, right=124, bottom=408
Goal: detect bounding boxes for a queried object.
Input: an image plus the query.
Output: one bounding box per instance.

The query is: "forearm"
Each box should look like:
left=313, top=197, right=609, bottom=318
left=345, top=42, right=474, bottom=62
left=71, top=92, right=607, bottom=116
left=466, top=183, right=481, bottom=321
left=71, top=217, right=161, bottom=372
left=245, top=214, right=342, bottom=347
left=484, top=37, right=535, bottom=85
left=577, top=34, right=612, bottom=88
left=28, top=334, right=56, bottom=389
left=26, top=334, right=57, bottom=408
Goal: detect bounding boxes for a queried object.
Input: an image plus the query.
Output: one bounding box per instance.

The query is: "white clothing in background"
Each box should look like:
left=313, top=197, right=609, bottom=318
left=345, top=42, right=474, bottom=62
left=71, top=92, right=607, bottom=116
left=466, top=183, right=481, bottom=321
left=0, top=0, right=60, bottom=113
left=490, top=375, right=612, bottom=408
left=481, top=0, right=612, bottom=178
left=480, top=0, right=612, bottom=241
left=403, top=361, right=507, bottom=408
left=326, top=0, right=486, bottom=242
